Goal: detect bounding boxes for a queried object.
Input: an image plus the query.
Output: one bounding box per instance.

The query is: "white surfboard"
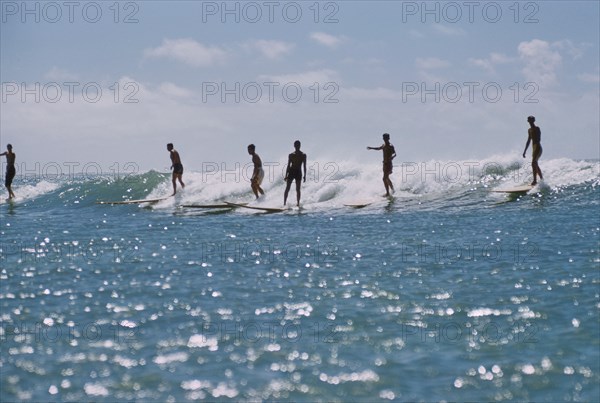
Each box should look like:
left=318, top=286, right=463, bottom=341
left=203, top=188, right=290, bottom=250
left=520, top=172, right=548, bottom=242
left=181, top=203, right=248, bottom=209
left=96, top=197, right=170, bottom=205
left=491, top=185, right=535, bottom=194
left=345, top=195, right=394, bottom=208
left=225, top=202, right=287, bottom=213
left=344, top=202, right=372, bottom=208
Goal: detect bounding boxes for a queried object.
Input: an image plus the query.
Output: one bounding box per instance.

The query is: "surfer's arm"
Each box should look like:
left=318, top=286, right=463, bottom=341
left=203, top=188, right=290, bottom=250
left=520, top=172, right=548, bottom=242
left=522, top=137, right=531, bottom=158
left=302, top=155, right=307, bottom=182
left=250, top=156, right=259, bottom=179
left=170, top=151, right=181, bottom=168
left=367, top=146, right=383, bottom=151
left=284, top=156, right=291, bottom=180
left=0, top=152, right=6, bottom=157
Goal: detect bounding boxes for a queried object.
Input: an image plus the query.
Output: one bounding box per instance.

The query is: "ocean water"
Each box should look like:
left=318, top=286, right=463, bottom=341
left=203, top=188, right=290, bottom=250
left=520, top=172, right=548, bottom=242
left=1, top=155, right=599, bottom=402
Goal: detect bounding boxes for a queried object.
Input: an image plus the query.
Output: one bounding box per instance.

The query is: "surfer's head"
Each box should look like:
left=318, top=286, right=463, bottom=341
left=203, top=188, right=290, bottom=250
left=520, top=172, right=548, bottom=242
left=247, top=144, right=255, bottom=154
left=6, top=144, right=12, bottom=150
left=294, top=140, right=301, bottom=149
left=383, top=133, right=390, bottom=140
left=527, top=116, right=535, bottom=123
left=167, top=143, right=174, bottom=151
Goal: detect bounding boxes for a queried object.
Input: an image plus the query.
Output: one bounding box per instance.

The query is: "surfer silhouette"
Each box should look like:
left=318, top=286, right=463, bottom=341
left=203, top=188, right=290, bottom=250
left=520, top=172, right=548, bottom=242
left=522, top=116, right=544, bottom=185
left=367, top=133, right=396, bottom=197
left=284, top=140, right=306, bottom=206
left=167, top=143, right=185, bottom=195
left=1, top=144, right=16, bottom=199
left=248, top=144, right=265, bottom=199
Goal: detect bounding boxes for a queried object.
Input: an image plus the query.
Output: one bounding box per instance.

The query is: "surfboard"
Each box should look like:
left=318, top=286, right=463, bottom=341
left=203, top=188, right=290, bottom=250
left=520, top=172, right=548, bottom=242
left=344, top=203, right=372, bottom=208
left=0, top=197, right=16, bottom=205
left=181, top=203, right=248, bottom=209
left=491, top=185, right=534, bottom=194
left=225, top=202, right=287, bottom=213
left=96, top=197, right=170, bottom=205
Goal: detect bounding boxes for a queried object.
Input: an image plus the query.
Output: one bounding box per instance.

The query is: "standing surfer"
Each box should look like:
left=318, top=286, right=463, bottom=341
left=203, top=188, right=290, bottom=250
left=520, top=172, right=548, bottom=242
left=1, top=144, right=16, bottom=200
left=367, top=133, right=396, bottom=197
left=283, top=140, right=306, bottom=206
left=522, top=116, right=544, bottom=186
left=248, top=144, right=265, bottom=199
left=167, top=143, right=185, bottom=195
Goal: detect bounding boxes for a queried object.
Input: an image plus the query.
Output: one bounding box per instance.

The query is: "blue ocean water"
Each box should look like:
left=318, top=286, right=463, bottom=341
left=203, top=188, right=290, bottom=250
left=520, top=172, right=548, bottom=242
left=1, top=156, right=599, bottom=402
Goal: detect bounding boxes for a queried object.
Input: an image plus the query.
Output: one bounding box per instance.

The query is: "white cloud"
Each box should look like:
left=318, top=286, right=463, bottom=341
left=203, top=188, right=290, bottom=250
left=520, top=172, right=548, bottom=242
left=341, top=57, right=383, bottom=66
left=468, top=52, right=514, bottom=74
left=409, top=29, right=425, bottom=38
left=243, top=40, right=295, bottom=60
left=490, top=53, right=513, bottom=64
left=468, top=58, right=493, bottom=73
left=258, top=69, right=340, bottom=87
left=553, top=39, right=586, bottom=60
left=158, top=82, right=195, bottom=98
left=310, top=32, right=344, bottom=48
left=578, top=73, right=600, bottom=83
left=518, top=39, right=562, bottom=87
left=416, top=57, right=451, bottom=70
left=144, top=38, right=228, bottom=67
left=433, top=25, right=466, bottom=36
left=344, top=87, right=402, bottom=101
left=44, top=67, right=78, bottom=81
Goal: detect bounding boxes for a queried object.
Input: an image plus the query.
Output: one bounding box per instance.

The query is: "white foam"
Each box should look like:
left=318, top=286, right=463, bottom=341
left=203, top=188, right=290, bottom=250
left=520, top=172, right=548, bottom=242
left=152, top=155, right=595, bottom=211
left=10, top=155, right=596, bottom=210
left=1, top=180, right=59, bottom=204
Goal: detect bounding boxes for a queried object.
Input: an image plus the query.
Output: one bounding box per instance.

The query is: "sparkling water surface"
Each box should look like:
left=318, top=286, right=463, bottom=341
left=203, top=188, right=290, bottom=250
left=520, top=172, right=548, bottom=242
left=1, top=158, right=598, bottom=402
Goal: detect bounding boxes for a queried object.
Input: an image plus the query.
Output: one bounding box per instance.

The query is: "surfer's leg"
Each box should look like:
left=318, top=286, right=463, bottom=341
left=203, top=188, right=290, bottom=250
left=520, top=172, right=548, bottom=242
left=5, top=168, right=15, bottom=199
left=250, top=182, right=259, bottom=198
left=387, top=175, right=394, bottom=193
left=295, top=180, right=301, bottom=206
left=284, top=181, right=292, bottom=205
left=531, top=146, right=543, bottom=184
left=383, top=174, right=390, bottom=196
left=257, top=171, right=265, bottom=196
left=171, top=173, right=177, bottom=195
left=536, top=148, right=543, bottom=180
left=532, top=161, right=542, bottom=184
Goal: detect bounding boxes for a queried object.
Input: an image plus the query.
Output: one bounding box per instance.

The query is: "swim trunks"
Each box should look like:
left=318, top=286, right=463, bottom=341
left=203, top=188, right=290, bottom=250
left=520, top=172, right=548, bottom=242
left=5, top=165, right=15, bottom=187
left=172, top=163, right=183, bottom=175
left=383, top=161, right=393, bottom=175
left=287, top=168, right=302, bottom=184
left=254, top=167, right=264, bottom=185
left=532, top=144, right=542, bottom=162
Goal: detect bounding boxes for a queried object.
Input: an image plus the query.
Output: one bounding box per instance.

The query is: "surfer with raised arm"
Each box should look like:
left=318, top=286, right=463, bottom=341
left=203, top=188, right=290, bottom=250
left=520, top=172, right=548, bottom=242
left=284, top=140, right=307, bottom=206
left=248, top=144, right=265, bottom=199
left=1, top=144, right=16, bottom=200
left=167, top=143, right=185, bottom=195
left=522, top=116, right=544, bottom=186
left=367, top=133, right=396, bottom=197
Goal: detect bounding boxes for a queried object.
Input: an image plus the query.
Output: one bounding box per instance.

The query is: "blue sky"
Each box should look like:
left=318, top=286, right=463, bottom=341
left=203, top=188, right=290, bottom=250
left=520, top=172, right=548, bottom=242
left=1, top=1, right=599, bottom=173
